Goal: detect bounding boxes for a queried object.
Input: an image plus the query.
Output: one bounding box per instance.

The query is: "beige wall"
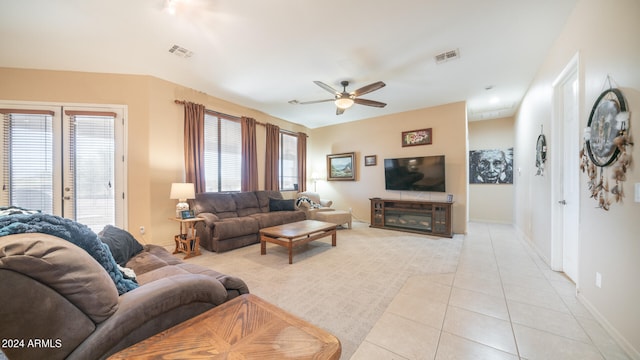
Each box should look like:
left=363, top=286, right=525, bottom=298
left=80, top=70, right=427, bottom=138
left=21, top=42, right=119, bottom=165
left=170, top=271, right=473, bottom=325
left=0, top=67, right=307, bottom=246
left=468, top=117, right=514, bottom=223
left=514, top=0, right=640, bottom=356
left=0, top=68, right=155, bottom=240
left=309, top=101, right=468, bottom=234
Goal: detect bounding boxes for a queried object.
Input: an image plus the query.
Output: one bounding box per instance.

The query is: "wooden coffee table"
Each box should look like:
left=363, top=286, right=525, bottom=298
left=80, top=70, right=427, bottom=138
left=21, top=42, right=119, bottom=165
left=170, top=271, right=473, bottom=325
left=109, top=294, right=341, bottom=359
left=260, top=220, right=337, bottom=264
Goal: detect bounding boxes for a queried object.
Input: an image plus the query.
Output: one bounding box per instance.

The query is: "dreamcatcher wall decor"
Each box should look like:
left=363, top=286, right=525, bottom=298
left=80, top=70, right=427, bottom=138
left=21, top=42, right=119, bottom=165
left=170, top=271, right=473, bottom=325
left=535, top=125, right=547, bottom=176
left=579, top=82, right=633, bottom=210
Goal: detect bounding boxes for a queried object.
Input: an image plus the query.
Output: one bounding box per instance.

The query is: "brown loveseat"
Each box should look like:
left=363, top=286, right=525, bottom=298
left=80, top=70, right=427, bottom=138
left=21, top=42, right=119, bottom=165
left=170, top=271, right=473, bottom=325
left=192, top=190, right=306, bottom=252
left=0, top=232, right=249, bottom=360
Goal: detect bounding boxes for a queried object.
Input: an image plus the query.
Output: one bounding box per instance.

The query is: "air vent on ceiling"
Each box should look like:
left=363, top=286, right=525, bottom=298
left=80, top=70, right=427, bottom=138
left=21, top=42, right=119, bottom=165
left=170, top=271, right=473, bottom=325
left=169, top=45, right=193, bottom=58
left=435, top=49, right=460, bottom=64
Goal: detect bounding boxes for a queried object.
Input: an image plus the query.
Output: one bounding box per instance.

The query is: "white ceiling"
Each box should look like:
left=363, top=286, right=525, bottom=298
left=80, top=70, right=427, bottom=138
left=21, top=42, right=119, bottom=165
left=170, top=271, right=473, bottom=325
left=0, top=0, right=577, bottom=128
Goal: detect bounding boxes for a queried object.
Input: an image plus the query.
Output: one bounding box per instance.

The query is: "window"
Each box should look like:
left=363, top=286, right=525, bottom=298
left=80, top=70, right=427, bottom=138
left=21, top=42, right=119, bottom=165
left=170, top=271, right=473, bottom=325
left=204, top=113, right=241, bottom=192
left=279, top=132, right=298, bottom=191
left=1, top=110, right=55, bottom=213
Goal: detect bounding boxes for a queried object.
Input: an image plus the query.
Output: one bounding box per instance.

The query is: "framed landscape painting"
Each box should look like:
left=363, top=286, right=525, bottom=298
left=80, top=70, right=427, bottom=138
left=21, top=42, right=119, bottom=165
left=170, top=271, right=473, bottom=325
left=327, top=152, right=356, bottom=181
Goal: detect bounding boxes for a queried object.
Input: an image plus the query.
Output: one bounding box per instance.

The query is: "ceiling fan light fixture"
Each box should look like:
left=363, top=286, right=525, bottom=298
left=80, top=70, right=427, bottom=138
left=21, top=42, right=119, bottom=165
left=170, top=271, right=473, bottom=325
left=335, top=97, right=354, bottom=109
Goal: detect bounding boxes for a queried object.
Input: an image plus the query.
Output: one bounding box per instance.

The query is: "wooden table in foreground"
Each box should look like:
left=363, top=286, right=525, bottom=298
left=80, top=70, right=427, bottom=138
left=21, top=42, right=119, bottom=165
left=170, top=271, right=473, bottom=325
left=260, top=219, right=337, bottom=264
left=109, top=294, right=341, bottom=360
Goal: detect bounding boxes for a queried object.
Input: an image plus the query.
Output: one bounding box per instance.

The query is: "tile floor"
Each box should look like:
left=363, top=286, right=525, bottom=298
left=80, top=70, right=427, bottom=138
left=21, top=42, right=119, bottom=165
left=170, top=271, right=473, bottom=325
left=350, top=222, right=630, bottom=360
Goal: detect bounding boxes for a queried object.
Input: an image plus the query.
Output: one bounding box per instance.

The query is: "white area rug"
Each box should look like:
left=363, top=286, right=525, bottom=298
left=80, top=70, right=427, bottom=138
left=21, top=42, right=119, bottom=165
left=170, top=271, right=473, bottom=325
left=186, top=221, right=463, bottom=358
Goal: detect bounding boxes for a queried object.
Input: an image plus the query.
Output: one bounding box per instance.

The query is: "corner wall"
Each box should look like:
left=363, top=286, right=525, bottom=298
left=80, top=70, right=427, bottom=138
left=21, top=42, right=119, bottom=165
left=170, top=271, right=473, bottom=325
left=513, top=0, right=640, bottom=356
left=309, top=101, right=468, bottom=234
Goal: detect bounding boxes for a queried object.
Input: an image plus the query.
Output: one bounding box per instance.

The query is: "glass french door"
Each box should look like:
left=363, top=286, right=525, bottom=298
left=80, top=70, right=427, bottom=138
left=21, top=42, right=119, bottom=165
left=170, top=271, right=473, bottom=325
left=1, top=104, right=126, bottom=233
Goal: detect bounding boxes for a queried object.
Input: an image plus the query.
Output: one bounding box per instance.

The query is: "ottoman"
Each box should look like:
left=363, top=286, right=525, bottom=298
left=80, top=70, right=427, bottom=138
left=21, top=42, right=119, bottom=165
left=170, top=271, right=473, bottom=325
left=315, top=210, right=352, bottom=229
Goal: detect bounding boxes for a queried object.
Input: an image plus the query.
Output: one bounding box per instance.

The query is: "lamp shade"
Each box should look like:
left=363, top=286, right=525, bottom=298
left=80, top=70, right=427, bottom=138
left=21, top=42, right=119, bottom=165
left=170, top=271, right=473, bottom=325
left=170, top=183, right=195, bottom=200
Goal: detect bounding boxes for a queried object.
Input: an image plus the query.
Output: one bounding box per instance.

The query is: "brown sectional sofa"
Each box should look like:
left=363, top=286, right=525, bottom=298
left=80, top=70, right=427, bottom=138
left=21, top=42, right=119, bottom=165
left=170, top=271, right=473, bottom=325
left=0, top=232, right=249, bottom=360
left=192, top=190, right=306, bottom=252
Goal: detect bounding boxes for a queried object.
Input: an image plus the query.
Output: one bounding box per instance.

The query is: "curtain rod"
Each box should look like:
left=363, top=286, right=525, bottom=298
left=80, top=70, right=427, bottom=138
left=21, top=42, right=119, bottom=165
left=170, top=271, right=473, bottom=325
left=174, top=99, right=307, bottom=137
left=173, top=100, right=244, bottom=122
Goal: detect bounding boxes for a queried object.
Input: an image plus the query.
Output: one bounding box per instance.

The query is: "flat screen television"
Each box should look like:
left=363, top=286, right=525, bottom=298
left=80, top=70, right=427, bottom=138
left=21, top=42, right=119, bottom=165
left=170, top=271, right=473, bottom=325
left=384, top=155, right=445, bottom=192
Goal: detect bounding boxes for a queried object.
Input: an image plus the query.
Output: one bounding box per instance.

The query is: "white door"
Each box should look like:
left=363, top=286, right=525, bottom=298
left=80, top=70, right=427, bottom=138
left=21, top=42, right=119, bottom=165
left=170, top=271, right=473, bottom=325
left=551, top=55, right=580, bottom=283
left=62, top=107, right=126, bottom=232
left=1, top=104, right=126, bottom=233
left=561, top=72, right=580, bottom=282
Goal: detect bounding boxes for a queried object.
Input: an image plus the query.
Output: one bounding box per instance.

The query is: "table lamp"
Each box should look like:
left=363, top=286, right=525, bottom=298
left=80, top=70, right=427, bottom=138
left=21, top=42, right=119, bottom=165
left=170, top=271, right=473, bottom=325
left=170, top=182, right=195, bottom=218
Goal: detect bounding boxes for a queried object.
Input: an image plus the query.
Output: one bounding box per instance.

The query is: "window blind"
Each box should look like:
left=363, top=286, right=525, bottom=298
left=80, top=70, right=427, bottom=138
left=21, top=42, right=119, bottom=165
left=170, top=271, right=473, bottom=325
left=65, top=111, right=116, bottom=231
left=279, top=132, right=298, bottom=190
left=204, top=114, right=241, bottom=192
left=1, top=110, right=54, bottom=212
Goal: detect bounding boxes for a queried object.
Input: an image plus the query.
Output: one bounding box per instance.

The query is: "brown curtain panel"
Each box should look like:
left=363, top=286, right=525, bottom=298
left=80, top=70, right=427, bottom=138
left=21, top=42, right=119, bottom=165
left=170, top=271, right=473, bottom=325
left=183, top=101, right=206, bottom=193
left=297, top=132, right=307, bottom=192
left=241, top=116, right=258, bottom=191
left=265, top=123, right=280, bottom=191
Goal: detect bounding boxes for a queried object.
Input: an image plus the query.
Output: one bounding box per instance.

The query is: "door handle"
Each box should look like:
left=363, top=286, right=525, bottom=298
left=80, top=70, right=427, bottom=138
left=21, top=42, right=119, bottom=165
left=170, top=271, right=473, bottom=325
left=558, top=200, right=567, bottom=205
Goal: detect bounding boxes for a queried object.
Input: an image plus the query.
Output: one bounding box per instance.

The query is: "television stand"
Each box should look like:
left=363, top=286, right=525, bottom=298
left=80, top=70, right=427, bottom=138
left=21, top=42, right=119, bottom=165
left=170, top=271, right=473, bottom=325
left=370, top=198, right=453, bottom=238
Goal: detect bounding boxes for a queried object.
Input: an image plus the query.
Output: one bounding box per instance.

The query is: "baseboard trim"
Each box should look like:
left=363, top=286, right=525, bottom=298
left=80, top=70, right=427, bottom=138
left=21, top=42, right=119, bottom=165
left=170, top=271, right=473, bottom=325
left=577, top=292, right=640, bottom=359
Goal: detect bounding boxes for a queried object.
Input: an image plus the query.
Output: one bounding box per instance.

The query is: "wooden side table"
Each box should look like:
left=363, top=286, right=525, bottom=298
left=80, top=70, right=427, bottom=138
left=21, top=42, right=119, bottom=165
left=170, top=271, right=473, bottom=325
left=168, top=217, right=203, bottom=259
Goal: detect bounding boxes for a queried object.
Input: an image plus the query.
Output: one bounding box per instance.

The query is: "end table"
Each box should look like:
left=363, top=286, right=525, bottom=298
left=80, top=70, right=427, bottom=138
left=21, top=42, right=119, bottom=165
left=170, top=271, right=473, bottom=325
left=169, top=217, right=203, bottom=259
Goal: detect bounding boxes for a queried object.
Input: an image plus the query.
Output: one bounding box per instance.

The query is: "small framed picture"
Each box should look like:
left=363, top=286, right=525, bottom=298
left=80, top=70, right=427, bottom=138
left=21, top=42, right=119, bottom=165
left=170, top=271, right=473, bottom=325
left=180, top=210, right=195, bottom=219
left=402, top=128, right=432, bottom=147
left=364, top=155, right=377, bottom=166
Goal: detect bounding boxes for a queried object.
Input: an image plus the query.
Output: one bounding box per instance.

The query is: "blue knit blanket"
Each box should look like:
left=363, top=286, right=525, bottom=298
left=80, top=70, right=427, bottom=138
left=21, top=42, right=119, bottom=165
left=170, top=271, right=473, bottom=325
left=0, top=213, right=138, bottom=295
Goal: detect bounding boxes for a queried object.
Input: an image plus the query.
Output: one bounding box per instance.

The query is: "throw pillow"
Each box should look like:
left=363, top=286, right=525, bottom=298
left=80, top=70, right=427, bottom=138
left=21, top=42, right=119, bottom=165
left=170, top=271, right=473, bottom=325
left=295, top=196, right=321, bottom=209
left=99, top=225, right=144, bottom=266
left=269, top=198, right=295, bottom=211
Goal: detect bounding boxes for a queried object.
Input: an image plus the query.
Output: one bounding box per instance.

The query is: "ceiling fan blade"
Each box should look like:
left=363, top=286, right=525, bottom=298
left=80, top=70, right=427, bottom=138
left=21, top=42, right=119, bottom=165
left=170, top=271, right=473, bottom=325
left=352, top=81, right=386, bottom=97
left=354, top=98, right=387, bottom=108
left=336, top=107, right=346, bottom=115
left=314, top=81, right=340, bottom=95
left=298, top=99, right=335, bottom=105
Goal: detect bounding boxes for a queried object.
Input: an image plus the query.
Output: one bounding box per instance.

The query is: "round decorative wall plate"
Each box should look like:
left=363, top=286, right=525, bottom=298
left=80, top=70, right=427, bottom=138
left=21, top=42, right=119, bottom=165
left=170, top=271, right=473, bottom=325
left=585, top=88, right=627, bottom=167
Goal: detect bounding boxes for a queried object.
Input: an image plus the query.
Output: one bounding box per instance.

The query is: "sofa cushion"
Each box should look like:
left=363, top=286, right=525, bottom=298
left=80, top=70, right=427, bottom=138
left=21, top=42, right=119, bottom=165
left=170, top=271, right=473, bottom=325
left=254, top=190, right=283, bottom=212
left=99, top=225, right=144, bottom=266
left=250, top=210, right=306, bottom=228
left=232, top=192, right=261, bottom=217
left=269, top=198, right=295, bottom=211
left=134, top=263, right=190, bottom=284
left=126, top=244, right=182, bottom=276
left=0, top=233, right=119, bottom=323
left=213, top=217, right=260, bottom=239
left=176, top=263, right=250, bottom=295
left=194, top=193, right=238, bottom=219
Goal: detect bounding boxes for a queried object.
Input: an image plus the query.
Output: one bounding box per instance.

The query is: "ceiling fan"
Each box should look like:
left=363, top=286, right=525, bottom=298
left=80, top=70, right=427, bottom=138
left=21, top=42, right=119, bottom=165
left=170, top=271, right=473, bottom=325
left=294, top=80, right=387, bottom=115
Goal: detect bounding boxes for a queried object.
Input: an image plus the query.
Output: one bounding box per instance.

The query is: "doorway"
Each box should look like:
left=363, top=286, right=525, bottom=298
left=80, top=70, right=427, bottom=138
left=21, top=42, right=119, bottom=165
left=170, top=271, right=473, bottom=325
left=551, top=54, right=580, bottom=284
left=1, top=103, right=127, bottom=232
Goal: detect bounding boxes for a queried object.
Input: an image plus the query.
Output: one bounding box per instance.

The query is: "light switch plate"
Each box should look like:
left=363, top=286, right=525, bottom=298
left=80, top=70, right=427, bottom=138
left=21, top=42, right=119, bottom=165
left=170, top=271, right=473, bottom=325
left=635, top=183, right=640, bottom=203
